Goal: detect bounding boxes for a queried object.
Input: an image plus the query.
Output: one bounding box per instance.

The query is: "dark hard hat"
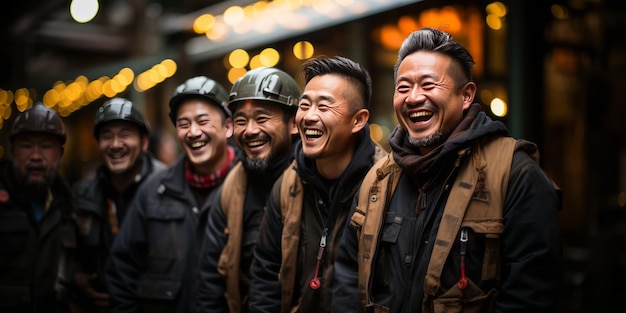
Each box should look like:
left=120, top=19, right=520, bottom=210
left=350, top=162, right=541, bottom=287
left=228, top=67, right=300, bottom=113
left=93, top=97, right=149, bottom=138
left=10, top=102, right=66, bottom=144
left=168, top=76, right=230, bottom=125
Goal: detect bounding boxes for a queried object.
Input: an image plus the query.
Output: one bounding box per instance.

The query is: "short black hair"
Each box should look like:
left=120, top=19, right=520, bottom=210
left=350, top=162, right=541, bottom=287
left=300, top=56, right=372, bottom=110
left=394, top=28, right=475, bottom=87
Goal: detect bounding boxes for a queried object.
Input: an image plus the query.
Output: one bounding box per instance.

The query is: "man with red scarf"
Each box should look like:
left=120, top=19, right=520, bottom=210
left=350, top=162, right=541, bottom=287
left=105, top=76, right=239, bottom=313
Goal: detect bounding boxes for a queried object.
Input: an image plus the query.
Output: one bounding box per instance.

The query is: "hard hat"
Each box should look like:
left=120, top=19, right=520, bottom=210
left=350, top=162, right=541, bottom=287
left=168, top=76, right=230, bottom=124
left=93, top=97, right=149, bottom=138
left=228, top=67, right=300, bottom=113
left=10, top=102, right=66, bottom=144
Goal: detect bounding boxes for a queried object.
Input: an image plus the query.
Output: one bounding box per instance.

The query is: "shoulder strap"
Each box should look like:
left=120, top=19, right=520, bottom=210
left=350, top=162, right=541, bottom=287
left=423, top=136, right=520, bottom=299
left=217, top=162, right=246, bottom=313
left=354, top=153, right=402, bottom=308
left=278, top=160, right=303, bottom=313
left=220, top=161, right=246, bottom=214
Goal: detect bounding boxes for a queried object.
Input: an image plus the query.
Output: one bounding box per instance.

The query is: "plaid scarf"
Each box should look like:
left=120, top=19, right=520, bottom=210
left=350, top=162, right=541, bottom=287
left=185, top=146, right=235, bottom=189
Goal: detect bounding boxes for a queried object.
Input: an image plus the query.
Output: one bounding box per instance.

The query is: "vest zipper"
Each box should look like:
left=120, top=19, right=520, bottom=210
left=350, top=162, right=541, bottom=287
left=309, top=227, right=327, bottom=289
left=310, top=194, right=328, bottom=290
left=458, top=227, right=469, bottom=289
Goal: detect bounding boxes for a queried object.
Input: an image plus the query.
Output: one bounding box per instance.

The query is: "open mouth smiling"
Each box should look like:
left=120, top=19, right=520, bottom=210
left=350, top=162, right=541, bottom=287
left=109, top=152, right=126, bottom=159
left=190, top=141, right=207, bottom=150
left=247, top=140, right=267, bottom=148
left=409, top=111, right=433, bottom=123
left=304, top=129, right=323, bottom=140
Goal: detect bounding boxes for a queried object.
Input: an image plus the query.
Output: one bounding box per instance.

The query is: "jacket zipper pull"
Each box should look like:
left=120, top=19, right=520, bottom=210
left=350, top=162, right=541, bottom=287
left=309, top=228, right=327, bottom=290
left=458, top=227, right=469, bottom=289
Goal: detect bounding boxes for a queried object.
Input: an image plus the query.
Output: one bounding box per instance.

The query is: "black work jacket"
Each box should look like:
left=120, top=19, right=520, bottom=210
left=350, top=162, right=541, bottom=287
left=249, top=127, right=385, bottom=313
left=106, top=155, right=234, bottom=313
left=333, top=109, right=563, bottom=313
left=72, top=154, right=166, bottom=295
left=0, top=159, right=76, bottom=313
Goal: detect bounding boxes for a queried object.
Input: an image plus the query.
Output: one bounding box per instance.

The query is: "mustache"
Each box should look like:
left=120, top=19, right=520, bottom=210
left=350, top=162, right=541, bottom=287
left=241, top=134, right=269, bottom=143
left=401, top=101, right=437, bottom=114
left=25, top=164, right=47, bottom=171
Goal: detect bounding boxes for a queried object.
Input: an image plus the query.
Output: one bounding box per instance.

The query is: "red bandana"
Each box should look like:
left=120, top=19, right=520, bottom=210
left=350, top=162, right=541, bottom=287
left=185, top=146, right=235, bottom=189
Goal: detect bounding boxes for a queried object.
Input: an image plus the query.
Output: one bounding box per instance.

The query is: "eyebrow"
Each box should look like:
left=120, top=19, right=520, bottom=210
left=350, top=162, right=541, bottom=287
left=235, top=107, right=272, bottom=117
left=176, top=113, right=210, bottom=123
left=396, top=72, right=439, bottom=84
left=300, top=94, right=335, bottom=103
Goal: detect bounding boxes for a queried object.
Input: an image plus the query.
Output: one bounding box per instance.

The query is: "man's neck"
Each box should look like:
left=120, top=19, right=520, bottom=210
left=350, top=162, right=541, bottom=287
left=315, top=146, right=355, bottom=180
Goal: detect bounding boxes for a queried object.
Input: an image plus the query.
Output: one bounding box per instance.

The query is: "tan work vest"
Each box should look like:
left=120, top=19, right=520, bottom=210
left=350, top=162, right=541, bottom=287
left=217, top=162, right=247, bottom=313
left=278, top=143, right=388, bottom=313
left=352, top=136, right=539, bottom=312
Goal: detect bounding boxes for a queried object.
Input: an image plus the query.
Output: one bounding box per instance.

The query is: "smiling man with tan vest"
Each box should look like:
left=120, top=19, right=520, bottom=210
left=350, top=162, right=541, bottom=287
left=196, top=67, right=301, bottom=313
left=332, top=28, right=563, bottom=313
left=248, top=56, right=387, bottom=313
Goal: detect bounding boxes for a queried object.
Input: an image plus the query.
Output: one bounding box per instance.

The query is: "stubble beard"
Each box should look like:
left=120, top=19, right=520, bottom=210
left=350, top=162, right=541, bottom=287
left=13, top=166, right=55, bottom=195
left=244, top=155, right=271, bottom=173
left=407, top=129, right=451, bottom=149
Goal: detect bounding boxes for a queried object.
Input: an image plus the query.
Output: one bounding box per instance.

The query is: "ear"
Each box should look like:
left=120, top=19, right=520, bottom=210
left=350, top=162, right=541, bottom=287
left=224, top=117, right=234, bottom=138
left=461, top=81, right=477, bottom=110
left=351, top=109, right=370, bottom=134
left=289, top=116, right=298, bottom=136
left=141, top=134, right=150, bottom=152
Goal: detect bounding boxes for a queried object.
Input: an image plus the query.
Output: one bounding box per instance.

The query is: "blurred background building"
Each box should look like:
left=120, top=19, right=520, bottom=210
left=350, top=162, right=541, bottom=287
left=0, top=0, right=624, bottom=311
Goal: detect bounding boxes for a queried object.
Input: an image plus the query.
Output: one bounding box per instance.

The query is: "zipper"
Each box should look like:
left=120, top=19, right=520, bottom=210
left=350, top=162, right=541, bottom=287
left=458, top=227, right=469, bottom=289
left=309, top=227, right=327, bottom=289
left=310, top=193, right=327, bottom=290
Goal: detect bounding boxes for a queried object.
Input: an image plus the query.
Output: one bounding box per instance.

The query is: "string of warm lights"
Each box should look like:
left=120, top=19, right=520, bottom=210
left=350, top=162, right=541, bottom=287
left=0, top=0, right=525, bottom=131
left=0, top=58, right=176, bottom=122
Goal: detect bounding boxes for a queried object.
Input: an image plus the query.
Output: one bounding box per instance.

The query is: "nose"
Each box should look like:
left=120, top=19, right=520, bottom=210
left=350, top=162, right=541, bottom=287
left=30, top=145, right=44, bottom=161
left=110, top=135, right=123, bottom=148
left=187, top=121, right=202, bottom=138
left=301, top=106, right=320, bottom=124
left=406, top=85, right=426, bottom=104
left=245, top=120, right=260, bottom=136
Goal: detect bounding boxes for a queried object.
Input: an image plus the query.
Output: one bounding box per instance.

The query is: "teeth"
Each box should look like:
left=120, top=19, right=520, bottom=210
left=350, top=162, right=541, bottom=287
left=248, top=140, right=265, bottom=147
left=410, top=111, right=433, bottom=118
left=111, top=152, right=124, bottom=159
left=305, top=129, right=322, bottom=136
left=191, top=141, right=206, bottom=148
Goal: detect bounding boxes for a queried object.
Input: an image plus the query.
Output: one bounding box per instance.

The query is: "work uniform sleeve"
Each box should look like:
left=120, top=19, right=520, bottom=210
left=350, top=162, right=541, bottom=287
left=105, top=187, right=150, bottom=313
left=197, top=188, right=229, bottom=312
left=248, top=180, right=284, bottom=313
left=332, top=194, right=361, bottom=313
left=493, top=150, right=563, bottom=313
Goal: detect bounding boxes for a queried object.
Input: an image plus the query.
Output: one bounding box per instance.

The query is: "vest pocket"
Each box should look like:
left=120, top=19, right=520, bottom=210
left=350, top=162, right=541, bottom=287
left=460, top=221, right=502, bottom=281
left=431, top=278, right=496, bottom=313
left=380, top=212, right=404, bottom=244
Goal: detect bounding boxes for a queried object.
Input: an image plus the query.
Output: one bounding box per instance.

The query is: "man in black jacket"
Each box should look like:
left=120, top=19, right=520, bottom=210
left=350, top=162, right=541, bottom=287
left=0, top=102, right=75, bottom=313
left=248, top=56, right=386, bottom=313
left=71, top=97, right=167, bottom=312
left=332, top=28, right=562, bottom=313
left=197, top=67, right=301, bottom=313
left=106, top=76, right=237, bottom=313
